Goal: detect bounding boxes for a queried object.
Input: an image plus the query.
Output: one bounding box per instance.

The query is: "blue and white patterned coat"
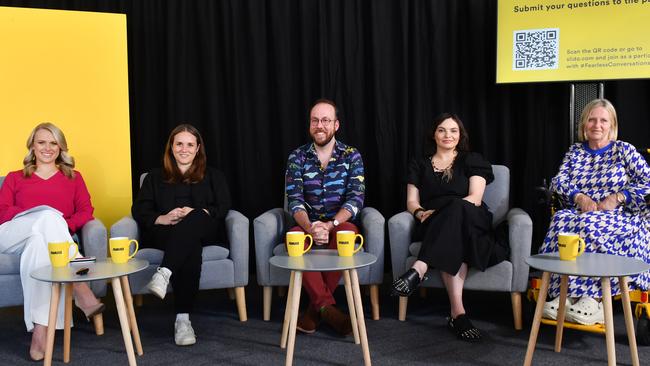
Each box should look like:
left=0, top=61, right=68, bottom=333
left=540, top=140, right=650, bottom=298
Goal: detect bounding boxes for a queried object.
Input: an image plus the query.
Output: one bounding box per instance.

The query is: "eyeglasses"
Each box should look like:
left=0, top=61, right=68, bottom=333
left=310, top=118, right=336, bottom=127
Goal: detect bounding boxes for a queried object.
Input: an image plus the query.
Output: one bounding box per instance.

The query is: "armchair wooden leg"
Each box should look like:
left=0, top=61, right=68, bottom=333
left=263, top=286, right=272, bottom=321
left=234, top=287, right=247, bottom=322
left=227, top=287, right=235, bottom=300
left=511, top=292, right=523, bottom=330
left=369, top=285, right=380, bottom=320
left=398, top=296, right=408, bottom=321
left=277, top=286, right=287, bottom=297
left=93, top=313, right=105, bottom=336
left=134, top=295, right=143, bottom=307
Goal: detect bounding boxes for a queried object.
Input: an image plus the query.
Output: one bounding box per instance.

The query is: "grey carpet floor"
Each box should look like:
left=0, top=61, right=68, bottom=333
left=0, top=279, right=648, bottom=365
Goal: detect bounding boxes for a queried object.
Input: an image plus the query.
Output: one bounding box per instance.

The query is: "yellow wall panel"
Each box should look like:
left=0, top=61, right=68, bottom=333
left=0, top=6, right=131, bottom=226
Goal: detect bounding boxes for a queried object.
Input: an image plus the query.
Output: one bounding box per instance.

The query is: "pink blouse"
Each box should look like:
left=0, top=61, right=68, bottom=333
left=0, top=170, right=94, bottom=233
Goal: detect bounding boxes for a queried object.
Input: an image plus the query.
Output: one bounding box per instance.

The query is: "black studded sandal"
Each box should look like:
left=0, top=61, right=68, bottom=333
left=391, top=268, right=427, bottom=297
left=447, top=314, right=482, bottom=342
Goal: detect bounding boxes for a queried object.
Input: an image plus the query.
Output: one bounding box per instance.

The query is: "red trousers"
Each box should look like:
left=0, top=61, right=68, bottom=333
left=288, top=222, right=359, bottom=311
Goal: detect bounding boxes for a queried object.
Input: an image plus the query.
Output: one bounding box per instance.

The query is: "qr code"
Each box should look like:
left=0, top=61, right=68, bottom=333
left=513, top=28, right=559, bottom=71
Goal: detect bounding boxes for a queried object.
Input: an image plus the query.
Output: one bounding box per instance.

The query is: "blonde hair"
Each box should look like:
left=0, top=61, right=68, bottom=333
left=23, top=122, right=75, bottom=178
left=578, top=98, right=618, bottom=142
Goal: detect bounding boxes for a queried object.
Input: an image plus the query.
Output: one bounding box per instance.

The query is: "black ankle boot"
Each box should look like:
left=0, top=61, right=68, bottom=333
left=391, top=268, right=425, bottom=297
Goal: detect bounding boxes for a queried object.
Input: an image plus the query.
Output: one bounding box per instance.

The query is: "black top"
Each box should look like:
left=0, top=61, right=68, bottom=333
left=131, top=167, right=231, bottom=232
left=407, top=151, right=494, bottom=210
left=174, top=184, right=192, bottom=208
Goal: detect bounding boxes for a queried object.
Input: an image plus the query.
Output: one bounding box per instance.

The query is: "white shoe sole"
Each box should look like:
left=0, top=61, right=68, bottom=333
left=566, top=312, right=604, bottom=325
left=296, top=325, right=316, bottom=334
left=175, top=337, right=196, bottom=346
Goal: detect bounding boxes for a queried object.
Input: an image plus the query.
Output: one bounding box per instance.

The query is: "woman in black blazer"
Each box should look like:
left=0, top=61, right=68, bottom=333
left=132, top=124, right=230, bottom=346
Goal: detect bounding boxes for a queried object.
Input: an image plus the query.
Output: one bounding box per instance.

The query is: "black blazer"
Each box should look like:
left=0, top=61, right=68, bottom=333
left=131, top=167, right=231, bottom=233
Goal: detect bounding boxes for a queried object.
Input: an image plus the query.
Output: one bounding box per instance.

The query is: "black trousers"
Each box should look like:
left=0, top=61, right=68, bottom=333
left=415, top=198, right=507, bottom=275
left=142, top=209, right=224, bottom=313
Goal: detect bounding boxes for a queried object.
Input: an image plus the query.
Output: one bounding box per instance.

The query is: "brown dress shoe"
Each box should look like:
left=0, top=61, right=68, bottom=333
left=321, top=305, right=352, bottom=336
left=296, top=306, right=320, bottom=334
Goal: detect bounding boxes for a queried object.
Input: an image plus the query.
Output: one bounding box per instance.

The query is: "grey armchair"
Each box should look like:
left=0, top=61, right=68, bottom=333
left=110, top=173, right=249, bottom=321
left=0, top=176, right=108, bottom=333
left=388, top=165, right=532, bottom=330
left=254, top=206, right=385, bottom=320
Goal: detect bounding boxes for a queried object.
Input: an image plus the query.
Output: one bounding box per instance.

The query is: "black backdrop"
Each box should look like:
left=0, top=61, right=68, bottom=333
left=3, top=0, right=650, bottom=252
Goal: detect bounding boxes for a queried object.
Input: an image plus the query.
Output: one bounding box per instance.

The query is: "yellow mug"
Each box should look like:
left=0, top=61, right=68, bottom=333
left=110, top=237, right=139, bottom=264
left=558, top=232, right=585, bottom=261
left=48, top=241, right=79, bottom=267
left=286, top=231, right=313, bottom=257
left=336, top=231, right=364, bottom=256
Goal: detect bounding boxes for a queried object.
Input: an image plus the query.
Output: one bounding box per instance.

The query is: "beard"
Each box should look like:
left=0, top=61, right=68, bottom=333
left=311, top=129, right=335, bottom=147
left=314, top=134, right=334, bottom=147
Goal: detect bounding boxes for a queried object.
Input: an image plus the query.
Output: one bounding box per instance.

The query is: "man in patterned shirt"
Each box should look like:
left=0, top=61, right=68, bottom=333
left=285, top=98, right=365, bottom=336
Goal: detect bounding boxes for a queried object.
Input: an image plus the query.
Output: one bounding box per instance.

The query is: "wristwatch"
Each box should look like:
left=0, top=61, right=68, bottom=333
left=332, top=219, right=340, bottom=227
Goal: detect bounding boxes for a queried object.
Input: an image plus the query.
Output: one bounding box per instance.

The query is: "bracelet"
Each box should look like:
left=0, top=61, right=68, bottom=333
left=413, top=207, right=425, bottom=219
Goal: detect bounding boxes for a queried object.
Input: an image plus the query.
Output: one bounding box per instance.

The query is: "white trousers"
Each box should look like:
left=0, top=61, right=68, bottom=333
left=0, top=209, right=77, bottom=331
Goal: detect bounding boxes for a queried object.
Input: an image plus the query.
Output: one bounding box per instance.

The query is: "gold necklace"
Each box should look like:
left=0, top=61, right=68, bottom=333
left=431, top=151, right=457, bottom=182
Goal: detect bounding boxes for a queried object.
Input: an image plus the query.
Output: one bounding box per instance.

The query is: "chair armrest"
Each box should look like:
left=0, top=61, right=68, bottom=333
left=360, top=207, right=385, bottom=284
left=80, top=219, right=108, bottom=260
left=388, top=211, right=416, bottom=280
left=110, top=216, right=140, bottom=241
left=253, top=208, right=289, bottom=286
left=507, top=208, right=533, bottom=292
left=226, top=209, right=249, bottom=286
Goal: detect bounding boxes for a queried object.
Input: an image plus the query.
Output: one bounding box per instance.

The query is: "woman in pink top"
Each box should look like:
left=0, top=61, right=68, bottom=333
left=0, top=123, right=104, bottom=361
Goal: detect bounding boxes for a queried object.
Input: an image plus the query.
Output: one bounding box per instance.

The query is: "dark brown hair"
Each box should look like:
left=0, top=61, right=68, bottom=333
left=425, top=112, right=470, bottom=155
left=163, top=124, right=207, bottom=184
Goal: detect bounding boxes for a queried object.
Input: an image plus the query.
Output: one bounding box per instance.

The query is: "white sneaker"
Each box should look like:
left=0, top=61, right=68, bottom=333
left=542, top=297, right=570, bottom=320
left=147, top=267, right=171, bottom=299
left=174, top=319, right=196, bottom=346
left=566, top=297, right=604, bottom=325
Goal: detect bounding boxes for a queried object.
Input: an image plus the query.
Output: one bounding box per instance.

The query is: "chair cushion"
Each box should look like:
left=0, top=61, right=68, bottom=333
left=406, top=236, right=515, bottom=292
left=134, top=245, right=229, bottom=265
left=405, top=255, right=514, bottom=292
left=0, top=253, right=20, bottom=275
left=273, top=243, right=287, bottom=256
left=201, top=245, right=230, bottom=260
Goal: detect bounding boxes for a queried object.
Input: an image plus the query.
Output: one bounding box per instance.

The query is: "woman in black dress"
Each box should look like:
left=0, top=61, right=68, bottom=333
left=391, top=113, right=508, bottom=342
left=132, top=124, right=230, bottom=346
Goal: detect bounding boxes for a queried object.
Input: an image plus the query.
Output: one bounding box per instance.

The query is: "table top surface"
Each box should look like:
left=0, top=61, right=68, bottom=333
left=269, top=249, right=377, bottom=271
left=526, top=253, right=650, bottom=277
left=31, top=259, right=149, bottom=283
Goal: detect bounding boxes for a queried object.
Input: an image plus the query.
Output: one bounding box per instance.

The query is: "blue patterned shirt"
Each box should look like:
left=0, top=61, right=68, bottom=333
left=285, top=140, right=365, bottom=221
